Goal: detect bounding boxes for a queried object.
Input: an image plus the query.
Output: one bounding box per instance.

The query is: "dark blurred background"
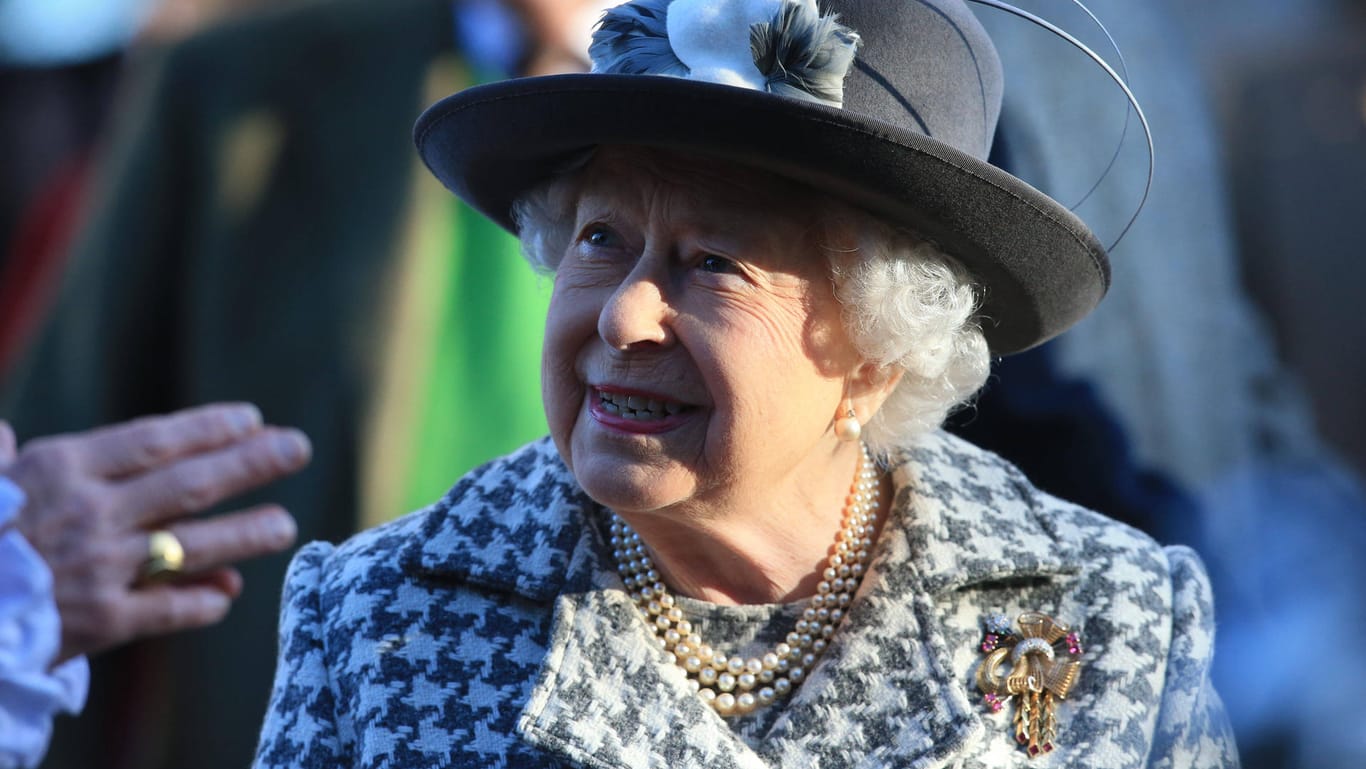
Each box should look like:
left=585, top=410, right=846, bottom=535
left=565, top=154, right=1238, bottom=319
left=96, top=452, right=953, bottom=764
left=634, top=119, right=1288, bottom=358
left=2, top=0, right=1362, bottom=767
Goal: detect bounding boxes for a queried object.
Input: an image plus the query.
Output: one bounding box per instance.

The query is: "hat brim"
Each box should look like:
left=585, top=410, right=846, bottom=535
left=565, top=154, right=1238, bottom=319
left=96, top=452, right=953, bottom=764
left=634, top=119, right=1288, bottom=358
left=415, top=74, right=1108, bottom=355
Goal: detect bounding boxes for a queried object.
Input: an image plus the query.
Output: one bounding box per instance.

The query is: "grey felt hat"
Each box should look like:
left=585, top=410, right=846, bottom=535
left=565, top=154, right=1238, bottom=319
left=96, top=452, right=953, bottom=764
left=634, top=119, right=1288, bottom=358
left=414, top=0, right=1109, bottom=354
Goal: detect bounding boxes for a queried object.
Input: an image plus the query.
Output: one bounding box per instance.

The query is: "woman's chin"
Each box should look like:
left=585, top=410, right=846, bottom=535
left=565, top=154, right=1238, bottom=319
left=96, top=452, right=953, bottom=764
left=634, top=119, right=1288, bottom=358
left=567, top=439, right=697, bottom=515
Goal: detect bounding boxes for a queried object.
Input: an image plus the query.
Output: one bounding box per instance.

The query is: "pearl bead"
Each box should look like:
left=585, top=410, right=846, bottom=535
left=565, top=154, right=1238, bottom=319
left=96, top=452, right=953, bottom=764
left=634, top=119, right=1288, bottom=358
left=758, top=669, right=775, bottom=683
left=762, top=653, right=779, bottom=670
left=717, top=673, right=736, bottom=692
left=774, top=679, right=792, bottom=695
left=737, top=673, right=757, bottom=691
left=684, top=656, right=703, bottom=673
left=699, top=688, right=716, bottom=703
left=745, top=658, right=764, bottom=675
left=699, top=668, right=718, bottom=686
left=758, top=687, right=776, bottom=705
left=726, top=657, right=745, bottom=675
left=715, top=693, right=736, bottom=714
left=789, top=666, right=806, bottom=683
left=736, top=692, right=757, bottom=713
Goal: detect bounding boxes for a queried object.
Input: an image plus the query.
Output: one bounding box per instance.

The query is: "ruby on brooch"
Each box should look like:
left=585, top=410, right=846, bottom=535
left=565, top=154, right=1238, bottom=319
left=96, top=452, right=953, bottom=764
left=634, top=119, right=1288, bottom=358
left=975, top=612, right=1083, bottom=757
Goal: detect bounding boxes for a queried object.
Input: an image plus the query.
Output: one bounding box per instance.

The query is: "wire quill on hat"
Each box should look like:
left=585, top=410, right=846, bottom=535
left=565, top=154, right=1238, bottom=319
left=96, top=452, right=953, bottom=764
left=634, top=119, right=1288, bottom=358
left=965, top=0, right=1154, bottom=251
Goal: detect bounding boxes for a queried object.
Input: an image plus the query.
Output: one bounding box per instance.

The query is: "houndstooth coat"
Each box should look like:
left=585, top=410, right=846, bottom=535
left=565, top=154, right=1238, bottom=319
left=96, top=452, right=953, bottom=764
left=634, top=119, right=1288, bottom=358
left=253, top=432, right=1238, bottom=768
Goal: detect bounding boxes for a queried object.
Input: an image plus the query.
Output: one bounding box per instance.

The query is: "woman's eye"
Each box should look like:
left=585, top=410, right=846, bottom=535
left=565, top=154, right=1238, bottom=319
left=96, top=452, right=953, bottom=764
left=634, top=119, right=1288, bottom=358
left=582, top=225, right=618, bottom=248
left=698, top=254, right=740, bottom=274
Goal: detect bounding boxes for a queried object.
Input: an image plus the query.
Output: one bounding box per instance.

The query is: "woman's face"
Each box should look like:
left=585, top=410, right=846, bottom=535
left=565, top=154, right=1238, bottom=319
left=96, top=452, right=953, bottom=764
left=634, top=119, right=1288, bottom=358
left=542, top=148, right=865, bottom=517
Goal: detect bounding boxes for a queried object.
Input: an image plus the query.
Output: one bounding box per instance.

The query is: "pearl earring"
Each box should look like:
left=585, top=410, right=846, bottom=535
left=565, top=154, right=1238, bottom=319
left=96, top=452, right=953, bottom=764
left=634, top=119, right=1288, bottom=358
left=834, top=405, right=861, bottom=442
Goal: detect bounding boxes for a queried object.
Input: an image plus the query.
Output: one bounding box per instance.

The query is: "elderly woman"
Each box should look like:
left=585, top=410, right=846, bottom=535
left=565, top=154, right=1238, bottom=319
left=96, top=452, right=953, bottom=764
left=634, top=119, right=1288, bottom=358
left=254, top=0, right=1238, bottom=766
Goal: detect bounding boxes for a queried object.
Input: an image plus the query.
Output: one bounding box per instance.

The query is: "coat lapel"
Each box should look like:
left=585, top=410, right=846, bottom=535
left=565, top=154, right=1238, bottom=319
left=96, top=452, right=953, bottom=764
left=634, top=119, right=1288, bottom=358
left=754, top=432, right=1085, bottom=768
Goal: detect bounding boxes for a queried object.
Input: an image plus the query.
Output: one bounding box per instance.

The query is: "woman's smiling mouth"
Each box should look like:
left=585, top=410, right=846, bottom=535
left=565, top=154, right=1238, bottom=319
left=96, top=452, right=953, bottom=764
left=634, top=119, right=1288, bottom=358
left=590, top=386, right=696, bottom=433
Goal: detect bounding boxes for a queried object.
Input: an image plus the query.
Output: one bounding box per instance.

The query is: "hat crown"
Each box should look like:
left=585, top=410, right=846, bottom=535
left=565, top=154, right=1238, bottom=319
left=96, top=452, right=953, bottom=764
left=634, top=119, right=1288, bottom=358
left=837, top=0, right=1003, bottom=160
left=590, top=0, right=1003, bottom=160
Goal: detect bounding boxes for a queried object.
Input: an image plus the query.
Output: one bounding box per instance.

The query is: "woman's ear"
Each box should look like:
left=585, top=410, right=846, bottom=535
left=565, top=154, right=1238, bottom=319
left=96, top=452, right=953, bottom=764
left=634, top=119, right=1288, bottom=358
left=841, top=362, right=903, bottom=430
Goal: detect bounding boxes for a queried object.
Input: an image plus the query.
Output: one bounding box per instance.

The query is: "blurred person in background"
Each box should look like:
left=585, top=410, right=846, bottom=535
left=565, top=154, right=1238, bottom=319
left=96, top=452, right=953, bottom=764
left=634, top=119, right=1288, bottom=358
left=1, top=403, right=309, bottom=769
left=1, top=0, right=610, bottom=767
left=954, top=1, right=1366, bottom=767
left=0, top=0, right=260, bottom=378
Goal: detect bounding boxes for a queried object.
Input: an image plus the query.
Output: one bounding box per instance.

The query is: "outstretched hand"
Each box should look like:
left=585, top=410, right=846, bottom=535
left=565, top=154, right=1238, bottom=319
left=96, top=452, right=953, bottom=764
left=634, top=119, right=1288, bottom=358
left=0, top=403, right=311, bottom=662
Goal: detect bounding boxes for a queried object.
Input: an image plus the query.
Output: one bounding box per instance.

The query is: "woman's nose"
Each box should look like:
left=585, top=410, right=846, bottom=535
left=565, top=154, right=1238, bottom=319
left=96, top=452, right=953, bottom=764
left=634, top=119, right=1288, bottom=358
left=598, top=271, right=675, bottom=351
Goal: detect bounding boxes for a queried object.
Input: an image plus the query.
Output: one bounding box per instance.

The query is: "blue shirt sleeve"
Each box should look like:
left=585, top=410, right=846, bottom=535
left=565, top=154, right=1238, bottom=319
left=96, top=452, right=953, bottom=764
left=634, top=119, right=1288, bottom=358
left=0, top=476, right=90, bottom=769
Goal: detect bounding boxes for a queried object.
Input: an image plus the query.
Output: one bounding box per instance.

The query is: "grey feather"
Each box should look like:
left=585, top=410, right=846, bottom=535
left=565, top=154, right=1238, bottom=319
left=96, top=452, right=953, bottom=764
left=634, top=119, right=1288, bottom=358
left=750, top=3, right=861, bottom=106
left=589, top=0, right=690, bottom=77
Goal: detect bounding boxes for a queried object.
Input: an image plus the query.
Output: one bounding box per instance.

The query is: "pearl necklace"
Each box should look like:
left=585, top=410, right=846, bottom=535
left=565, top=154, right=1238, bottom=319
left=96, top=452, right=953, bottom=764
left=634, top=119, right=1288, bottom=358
left=607, top=444, right=880, bottom=717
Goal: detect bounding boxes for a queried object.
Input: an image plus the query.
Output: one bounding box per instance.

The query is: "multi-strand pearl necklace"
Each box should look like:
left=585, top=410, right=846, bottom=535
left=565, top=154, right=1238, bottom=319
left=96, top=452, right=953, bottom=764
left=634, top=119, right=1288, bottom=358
left=607, top=444, right=880, bottom=716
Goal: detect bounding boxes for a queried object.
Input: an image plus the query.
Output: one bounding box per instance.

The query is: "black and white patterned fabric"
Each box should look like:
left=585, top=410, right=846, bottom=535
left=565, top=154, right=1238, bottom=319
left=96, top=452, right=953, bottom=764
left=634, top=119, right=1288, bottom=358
left=254, top=432, right=1239, bottom=768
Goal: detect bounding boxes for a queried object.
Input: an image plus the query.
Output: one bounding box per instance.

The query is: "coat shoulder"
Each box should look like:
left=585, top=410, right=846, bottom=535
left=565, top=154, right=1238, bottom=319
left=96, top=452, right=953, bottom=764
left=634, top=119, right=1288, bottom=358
left=303, top=438, right=586, bottom=603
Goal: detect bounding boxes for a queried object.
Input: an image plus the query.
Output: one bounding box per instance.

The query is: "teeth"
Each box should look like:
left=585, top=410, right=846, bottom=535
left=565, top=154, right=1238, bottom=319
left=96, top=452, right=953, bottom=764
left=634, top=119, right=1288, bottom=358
left=598, top=390, right=687, bottom=420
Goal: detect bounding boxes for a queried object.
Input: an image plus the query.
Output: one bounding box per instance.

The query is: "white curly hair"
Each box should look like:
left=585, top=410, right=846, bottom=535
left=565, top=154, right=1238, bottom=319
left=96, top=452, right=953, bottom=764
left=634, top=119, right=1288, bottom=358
left=511, top=154, right=991, bottom=456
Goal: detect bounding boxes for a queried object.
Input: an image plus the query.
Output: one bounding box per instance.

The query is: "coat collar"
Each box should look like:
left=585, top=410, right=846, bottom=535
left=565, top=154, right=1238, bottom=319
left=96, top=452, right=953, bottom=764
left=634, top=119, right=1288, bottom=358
left=891, top=430, right=1084, bottom=595
left=399, top=438, right=584, bottom=601
left=400, top=432, right=1085, bottom=767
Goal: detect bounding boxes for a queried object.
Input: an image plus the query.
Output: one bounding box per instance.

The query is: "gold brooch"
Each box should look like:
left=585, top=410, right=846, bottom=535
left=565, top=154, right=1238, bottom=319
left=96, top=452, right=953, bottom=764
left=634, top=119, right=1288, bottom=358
left=976, top=612, right=1082, bottom=757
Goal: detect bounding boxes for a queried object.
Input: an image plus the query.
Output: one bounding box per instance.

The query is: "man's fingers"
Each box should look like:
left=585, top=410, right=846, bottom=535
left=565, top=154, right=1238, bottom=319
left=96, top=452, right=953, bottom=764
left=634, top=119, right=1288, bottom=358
left=120, top=428, right=311, bottom=527
left=194, top=566, right=244, bottom=599
left=77, top=403, right=265, bottom=478
left=121, top=583, right=235, bottom=641
left=165, top=505, right=297, bottom=573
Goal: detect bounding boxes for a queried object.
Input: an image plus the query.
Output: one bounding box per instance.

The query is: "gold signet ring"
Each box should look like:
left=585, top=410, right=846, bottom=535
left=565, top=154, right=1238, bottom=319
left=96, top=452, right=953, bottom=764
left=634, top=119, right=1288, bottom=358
left=140, top=530, right=186, bottom=582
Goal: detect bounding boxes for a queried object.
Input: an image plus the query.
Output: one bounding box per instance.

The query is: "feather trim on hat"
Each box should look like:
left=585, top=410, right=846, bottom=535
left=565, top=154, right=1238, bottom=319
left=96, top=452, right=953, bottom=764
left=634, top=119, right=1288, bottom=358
left=590, top=0, right=690, bottom=76
left=590, top=0, right=859, bottom=107
left=750, top=2, right=860, bottom=106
